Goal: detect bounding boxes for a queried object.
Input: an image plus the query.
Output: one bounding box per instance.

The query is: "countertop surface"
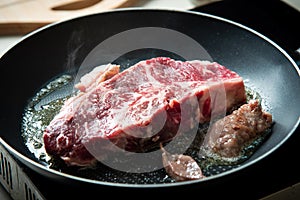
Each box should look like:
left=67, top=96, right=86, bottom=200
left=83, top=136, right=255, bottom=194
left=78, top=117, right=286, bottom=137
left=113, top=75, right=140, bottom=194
left=1, top=0, right=300, bottom=199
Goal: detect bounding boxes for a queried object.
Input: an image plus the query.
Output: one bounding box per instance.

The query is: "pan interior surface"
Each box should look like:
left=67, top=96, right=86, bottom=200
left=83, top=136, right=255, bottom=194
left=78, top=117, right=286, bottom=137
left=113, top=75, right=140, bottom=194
left=0, top=9, right=299, bottom=186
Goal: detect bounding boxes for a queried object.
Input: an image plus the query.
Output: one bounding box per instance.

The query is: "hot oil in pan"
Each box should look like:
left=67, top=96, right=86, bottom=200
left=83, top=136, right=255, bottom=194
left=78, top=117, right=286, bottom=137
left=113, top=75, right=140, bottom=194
left=21, top=74, right=74, bottom=164
left=21, top=74, right=272, bottom=184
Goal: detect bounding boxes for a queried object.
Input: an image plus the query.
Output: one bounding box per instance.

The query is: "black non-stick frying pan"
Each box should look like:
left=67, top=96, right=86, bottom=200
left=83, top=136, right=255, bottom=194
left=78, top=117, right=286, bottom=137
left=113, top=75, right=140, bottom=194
left=0, top=7, right=299, bottom=198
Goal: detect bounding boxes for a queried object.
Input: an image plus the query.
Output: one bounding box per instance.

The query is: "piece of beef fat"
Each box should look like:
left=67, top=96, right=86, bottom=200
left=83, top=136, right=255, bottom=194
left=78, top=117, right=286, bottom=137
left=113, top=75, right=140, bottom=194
left=160, top=144, right=205, bottom=181
left=43, top=57, right=247, bottom=166
left=201, top=99, right=272, bottom=159
left=75, top=64, right=120, bottom=92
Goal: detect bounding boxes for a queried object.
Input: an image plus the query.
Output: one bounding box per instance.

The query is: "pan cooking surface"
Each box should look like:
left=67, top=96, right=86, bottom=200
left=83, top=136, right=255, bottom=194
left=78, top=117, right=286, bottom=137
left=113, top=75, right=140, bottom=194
left=20, top=52, right=272, bottom=184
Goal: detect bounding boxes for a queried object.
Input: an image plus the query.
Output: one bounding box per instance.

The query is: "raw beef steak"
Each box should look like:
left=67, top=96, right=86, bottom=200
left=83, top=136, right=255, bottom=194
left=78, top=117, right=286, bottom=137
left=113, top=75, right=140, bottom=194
left=43, top=57, right=246, bottom=166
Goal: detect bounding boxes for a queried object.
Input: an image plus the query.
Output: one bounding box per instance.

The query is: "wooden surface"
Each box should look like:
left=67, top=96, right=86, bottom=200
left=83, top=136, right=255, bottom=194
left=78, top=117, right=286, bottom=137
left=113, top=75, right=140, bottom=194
left=0, top=0, right=137, bottom=35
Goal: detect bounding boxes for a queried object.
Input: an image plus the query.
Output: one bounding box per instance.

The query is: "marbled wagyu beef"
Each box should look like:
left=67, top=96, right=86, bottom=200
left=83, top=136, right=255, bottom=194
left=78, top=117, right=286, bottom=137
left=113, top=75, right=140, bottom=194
left=43, top=57, right=247, bottom=166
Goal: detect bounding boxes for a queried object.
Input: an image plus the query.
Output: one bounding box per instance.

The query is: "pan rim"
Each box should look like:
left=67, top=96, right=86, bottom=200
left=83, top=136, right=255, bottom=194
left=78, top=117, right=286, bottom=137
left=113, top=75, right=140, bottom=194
left=0, top=7, right=299, bottom=187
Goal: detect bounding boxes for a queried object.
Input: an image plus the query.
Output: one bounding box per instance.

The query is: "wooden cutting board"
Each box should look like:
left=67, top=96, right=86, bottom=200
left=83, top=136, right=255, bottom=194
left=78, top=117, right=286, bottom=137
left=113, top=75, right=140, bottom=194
left=0, top=0, right=137, bottom=35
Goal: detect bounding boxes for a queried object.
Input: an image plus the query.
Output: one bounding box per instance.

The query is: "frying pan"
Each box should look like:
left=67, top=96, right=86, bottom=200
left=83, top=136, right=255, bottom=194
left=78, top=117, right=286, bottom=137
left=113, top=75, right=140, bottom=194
left=0, top=7, right=299, bottom=198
